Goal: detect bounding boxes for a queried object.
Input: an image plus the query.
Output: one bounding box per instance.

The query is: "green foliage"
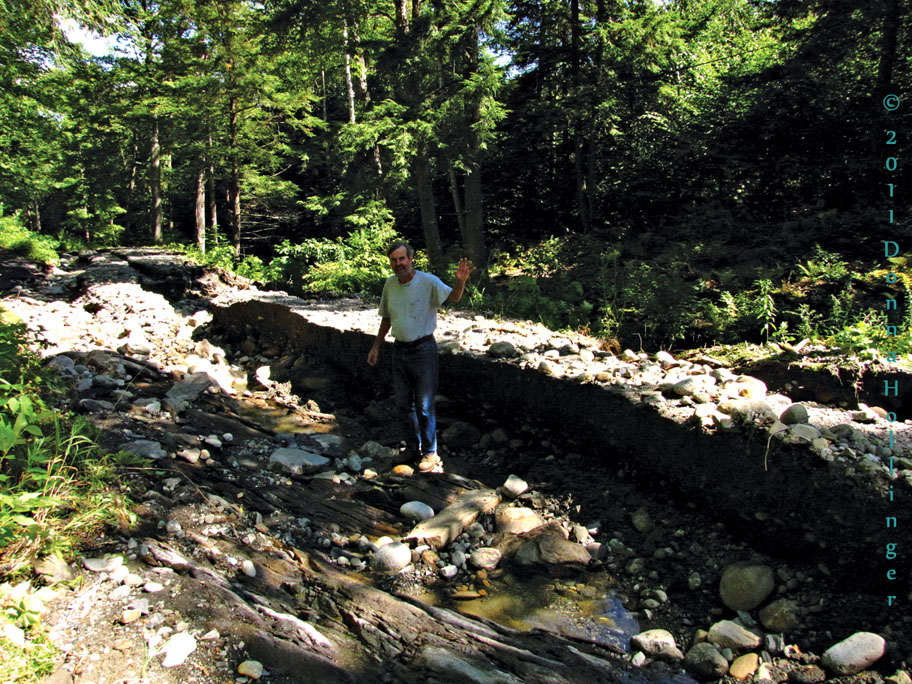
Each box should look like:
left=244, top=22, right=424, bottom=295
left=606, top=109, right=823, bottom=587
left=270, top=221, right=400, bottom=296
left=0, top=218, right=59, bottom=266
left=180, top=244, right=272, bottom=282
left=795, top=245, right=850, bottom=282
left=755, top=279, right=777, bottom=343
left=0, top=311, right=133, bottom=573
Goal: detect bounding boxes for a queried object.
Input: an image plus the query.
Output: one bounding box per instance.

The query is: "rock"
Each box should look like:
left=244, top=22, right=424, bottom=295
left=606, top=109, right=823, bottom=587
left=469, top=548, right=502, bottom=570
left=719, top=563, right=775, bottom=611
left=538, top=360, right=558, bottom=376
left=440, top=564, right=458, bottom=579
left=268, top=447, right=330, bottom=474
left=729, top=653, right=760, bottom=680
left=886, top=671, right=912, bottom=684
left=371, top=542, right=412, bottom=574
left=501, top=474, right=529, bottom=499
left=241, top=560, right=256, bottom=577
left=780, top=404, right=809, bottom=425
left=630, top=507, right=654, bottom=533
left=821, top=632, right=886, bottom=675
left=488, top=341, right=517, bottom=358
left=495, top=507, right=544, bottom=534
left=512, top=523, right=591, bottom=577
left=161, top=632, right=197, bottom=667
left=400, top=501, right=435, bottom=522
left=684, top=643, right=729, bottom=680
left=441, top=421, right=482, bottom=449
left=163, top=372, right=212, bottom=413
left=630, top=629, right=676, bottom=656
left=707, top=620, right=762, bottom=651
left=786, top=423, right=820, bottom=442
left=82, top=555, right=124, bottom=573
left=118, top=440, right=167, bottom=460
left=759, top=598, right=800, bottom=633
left=238, top=660, right=264, bottom=679
left=359, top=441, right=397, bottom=459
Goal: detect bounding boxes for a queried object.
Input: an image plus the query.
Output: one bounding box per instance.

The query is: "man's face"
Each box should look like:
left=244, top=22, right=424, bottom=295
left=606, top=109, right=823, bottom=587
left=388, top=247, right=414, bottom=279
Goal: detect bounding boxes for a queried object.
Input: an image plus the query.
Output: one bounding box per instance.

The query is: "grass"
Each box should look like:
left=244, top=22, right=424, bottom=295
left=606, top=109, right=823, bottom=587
left=0, top=309, right=135, bottom=681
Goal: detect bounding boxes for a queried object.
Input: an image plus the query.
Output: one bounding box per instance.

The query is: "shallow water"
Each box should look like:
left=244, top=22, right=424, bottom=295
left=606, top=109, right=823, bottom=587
left=423, top=572, right=640, bottom=651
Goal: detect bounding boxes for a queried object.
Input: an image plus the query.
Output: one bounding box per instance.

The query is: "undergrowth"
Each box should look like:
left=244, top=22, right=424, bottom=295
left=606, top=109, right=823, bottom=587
left=0, top=310, right=135, bottom=682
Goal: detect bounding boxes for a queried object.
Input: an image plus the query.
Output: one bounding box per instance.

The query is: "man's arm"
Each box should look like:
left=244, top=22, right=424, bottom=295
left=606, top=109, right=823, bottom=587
left=367, top=317, right=391, bottom=366
left=445, top=258, right=475, bottom=304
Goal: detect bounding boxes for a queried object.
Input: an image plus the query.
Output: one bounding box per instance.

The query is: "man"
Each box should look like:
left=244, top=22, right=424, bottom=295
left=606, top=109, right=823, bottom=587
left=367, top=241, right=474, bottom=472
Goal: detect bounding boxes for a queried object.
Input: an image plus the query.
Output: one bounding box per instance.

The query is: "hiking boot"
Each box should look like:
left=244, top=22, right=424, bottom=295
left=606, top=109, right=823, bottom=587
left=417, top=452, right=443, bottom=473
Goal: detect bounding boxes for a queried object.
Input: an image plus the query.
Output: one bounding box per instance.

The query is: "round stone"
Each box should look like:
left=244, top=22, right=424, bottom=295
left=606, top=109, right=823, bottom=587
left=780, top=403, right=809, bottom=425
left=238, top=659, right=264, bottom=679
left=719, top=563, right=775, bottom=611
left=400, top=501, right=435, bottom=522
left=630, top=629, right=676, bottom=656
left=759, top=598, right=800, bottom=633
left=821, top=632, right=886, bottom=675
left=730, top=653, right=759, bottom=680
left=469, top=548, right=502, bottom=571
left=684, top=643, right=729, bottom=680
left=371, top=541, right=412, bottom=574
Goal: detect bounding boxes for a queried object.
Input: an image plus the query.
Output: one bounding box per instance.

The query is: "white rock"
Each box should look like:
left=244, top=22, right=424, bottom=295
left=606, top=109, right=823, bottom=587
left=469, top=548, right=502, bottom=570
left=502, top=474, right=529, bottom=498
left=821, top=632, right=886, bottom=675
left=400, top=501, right=434, bottom=522
left=161, top=632, right=197, bottom=667
left=440, top=564, right=459, bottom=579
left=371, top=542, right=412, bottom=574
left=630, top=629, right=676, bottom=655
left=82, top=555, right=124, bottom=573
left=241, top=560, right=257, bottom=577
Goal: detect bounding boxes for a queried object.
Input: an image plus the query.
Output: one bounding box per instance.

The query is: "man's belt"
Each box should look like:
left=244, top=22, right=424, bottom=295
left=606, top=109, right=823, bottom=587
left=394, top=334, right=434, bottom=348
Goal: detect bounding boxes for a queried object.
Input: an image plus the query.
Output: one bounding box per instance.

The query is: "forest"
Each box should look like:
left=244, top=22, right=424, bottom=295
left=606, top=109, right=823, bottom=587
left=1, top=0, right=911, bottom=351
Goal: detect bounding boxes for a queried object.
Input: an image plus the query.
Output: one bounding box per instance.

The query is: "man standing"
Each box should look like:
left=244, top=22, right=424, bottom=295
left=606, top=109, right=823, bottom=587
left=367, top=241, right=474, bottom=472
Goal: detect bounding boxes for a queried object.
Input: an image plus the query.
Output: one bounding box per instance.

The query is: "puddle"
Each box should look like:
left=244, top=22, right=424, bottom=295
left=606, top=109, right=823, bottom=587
left=421, top=573, right=640, bottom=651
left=233, top=401, right=337, bottom=434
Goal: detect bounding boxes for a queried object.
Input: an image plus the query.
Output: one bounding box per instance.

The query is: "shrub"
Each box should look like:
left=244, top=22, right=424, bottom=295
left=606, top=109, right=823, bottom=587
left=0, top=218, right=58, bottom=266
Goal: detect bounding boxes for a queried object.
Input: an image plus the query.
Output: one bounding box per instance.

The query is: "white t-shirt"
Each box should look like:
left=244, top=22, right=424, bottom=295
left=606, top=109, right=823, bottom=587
left=378, top=270, right=452, bottom=342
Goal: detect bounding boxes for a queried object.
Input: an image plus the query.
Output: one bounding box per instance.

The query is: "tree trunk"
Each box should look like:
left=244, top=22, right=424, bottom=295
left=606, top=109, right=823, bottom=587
left=151, top=115, right=163, bottom=244
left=343, top=21, right=357, bottom=124
left=461, top=26, right=487, bottom=272
left=228, top=97, right=242, bottom=256
left=207, top=134, right=218, bottom=245
left=448, top=166, right=468, bottom=246
left=195, top=165, right=206, bottom=254
left=413, top=138, right=445, bottom=272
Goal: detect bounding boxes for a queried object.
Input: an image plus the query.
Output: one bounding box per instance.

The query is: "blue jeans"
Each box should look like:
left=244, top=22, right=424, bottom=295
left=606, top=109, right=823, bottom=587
left=392, top=336, right=438, bottom=456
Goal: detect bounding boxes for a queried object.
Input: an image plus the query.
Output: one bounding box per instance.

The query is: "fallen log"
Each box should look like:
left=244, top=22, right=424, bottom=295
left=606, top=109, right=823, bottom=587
left=404, top=488, right=501, bottom=549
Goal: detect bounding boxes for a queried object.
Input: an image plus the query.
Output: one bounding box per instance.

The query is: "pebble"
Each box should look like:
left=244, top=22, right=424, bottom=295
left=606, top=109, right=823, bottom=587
left=400, top=501, right=435, bottom=522
left=161, top=632, right=197, bottom=667
left=684, top=642, right=729, bottom=679
left=371, top=542, right=412, bottom=574
left=759, top=598, right=800, bottom=632
left=144, top=581, right=164, bottom=593
left=729, top=653, right=759, bottom=680
left=469, top=547, right=502, bottom=570
left=821, top=632, right=886, bottom=675
left=780, top=404, right=809, bottom=425
left=502, top=474, right=529, bottom=498
left=238, top=660, right=265, bottom=679
left=241, top=560, right=256, bottom=577
left=707, top=620, right=762, bottom=651
left=630, top=629, right=676, bottom=655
